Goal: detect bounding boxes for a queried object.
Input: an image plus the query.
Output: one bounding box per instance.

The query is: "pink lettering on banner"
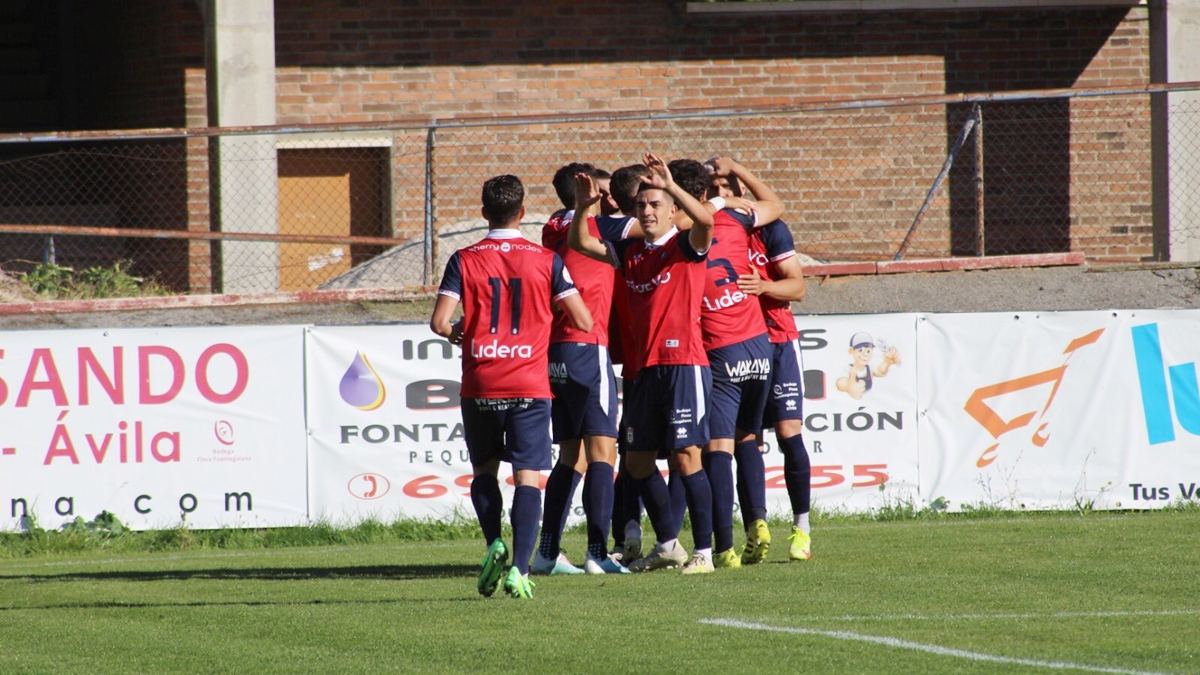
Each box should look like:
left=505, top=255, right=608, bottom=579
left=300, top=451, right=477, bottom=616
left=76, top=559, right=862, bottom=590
left=138, top=346, right=186, bottom=405
left=17, top=349, right=69, bottom=407
left=195, top=344, right=250, bottom=404
left=43, top=411, right=182, bottom=466
left=0, top=343, right=251, bottom=408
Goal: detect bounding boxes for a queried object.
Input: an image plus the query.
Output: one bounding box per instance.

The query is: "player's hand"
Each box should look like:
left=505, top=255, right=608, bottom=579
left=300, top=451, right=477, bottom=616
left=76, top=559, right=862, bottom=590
left=707, top=156, right=738, bottom=177
left=642, top=153, right=671, bottom=190
left=448, top=320, right=464, bottom=346
left=737, top=269, right=765, bottom=295
left=724, top=196, right=757, bottom=215
left=573, top=173, right=602, bottom=209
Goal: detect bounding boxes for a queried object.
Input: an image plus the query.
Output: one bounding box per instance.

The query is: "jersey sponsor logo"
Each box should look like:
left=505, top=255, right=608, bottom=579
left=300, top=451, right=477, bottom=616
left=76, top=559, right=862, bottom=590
left=627, top=271, right=671, bottom=294
left=470, top=339, right=534, bottom=359
left=748, top=250, right=769, bottom=268
left=676, top=426, right=688, bottom=438
left=724, top=357, right=771, bottom=382
left=701, top=287, right=749, bottom=312
left=665, top=339, right=680, bottom=348
left=472, top=241, right=542, bottom=254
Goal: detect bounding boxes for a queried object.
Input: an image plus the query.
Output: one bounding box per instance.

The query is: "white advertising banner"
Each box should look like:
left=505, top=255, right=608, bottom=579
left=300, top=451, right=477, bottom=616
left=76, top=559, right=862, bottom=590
left=918, top=310, right=1200, bottom=511
left=784, top=314, right=921, bottom=514
left=0, top=326, right=308, bottom=531
left=305, top=318, right=922, bottom=525
left=306, top=325, right=482, bottom=523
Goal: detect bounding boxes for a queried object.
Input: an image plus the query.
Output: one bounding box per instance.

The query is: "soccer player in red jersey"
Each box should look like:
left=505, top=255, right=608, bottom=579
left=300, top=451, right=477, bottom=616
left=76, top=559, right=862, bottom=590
left=534, top=163, right=636, bottom=575
left=739, top=223, right=812, bottom=560
left=601, top=163, right=651, bottom=564
left=569, top=153, right=718, bottom=574
left=430, top=174, right=593, bottom=598
left=668, top=157, right=785, bottom=570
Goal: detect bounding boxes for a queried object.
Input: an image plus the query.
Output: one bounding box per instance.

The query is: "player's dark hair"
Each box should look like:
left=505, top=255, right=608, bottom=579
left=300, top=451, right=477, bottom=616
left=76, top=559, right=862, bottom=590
left=668, top=159, right=711, bottom=201
left=552, top=162, right=599, bottom=209
left=636, top=180, right=675, bottom=204
left=482, top=174, right=525, bottom=224
left=594, top=168, right=611, bottom=180
left=609, top=164, right=651, bottom=214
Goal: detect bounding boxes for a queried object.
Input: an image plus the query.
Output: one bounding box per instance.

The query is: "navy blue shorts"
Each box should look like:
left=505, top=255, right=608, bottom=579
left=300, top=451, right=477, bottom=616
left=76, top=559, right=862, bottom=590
left=623, top=364, right=711, bottom=453
left=461, top=398, right=553, bottom=471
left=549, top=342, right=618, bottom=442
left=763, top=338, right=805, bottom=428
left=707, top=333, right=772, bottom=439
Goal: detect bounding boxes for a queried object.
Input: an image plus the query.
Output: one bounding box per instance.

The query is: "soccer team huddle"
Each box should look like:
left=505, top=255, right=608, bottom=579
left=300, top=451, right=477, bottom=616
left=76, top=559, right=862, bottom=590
left=429, top=153, right=814, bottom=599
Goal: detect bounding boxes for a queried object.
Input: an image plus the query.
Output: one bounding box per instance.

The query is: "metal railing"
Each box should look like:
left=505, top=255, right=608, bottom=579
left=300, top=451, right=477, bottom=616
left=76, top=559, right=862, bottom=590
left=0, top=82, right=1197, bottom=295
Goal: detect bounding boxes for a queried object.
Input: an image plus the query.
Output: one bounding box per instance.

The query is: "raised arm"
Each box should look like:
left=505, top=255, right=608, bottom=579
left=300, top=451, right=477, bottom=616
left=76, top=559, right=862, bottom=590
left=568, top=173, right=616, bottom=264
left=710, top=157, right=784, bottom=226
left=644, top=153, right=714, bottom=252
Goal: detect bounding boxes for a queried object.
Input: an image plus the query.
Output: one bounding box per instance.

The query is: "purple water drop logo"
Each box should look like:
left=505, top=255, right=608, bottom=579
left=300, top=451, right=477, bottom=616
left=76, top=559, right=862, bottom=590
left=339, top=351, right=386, bottom=411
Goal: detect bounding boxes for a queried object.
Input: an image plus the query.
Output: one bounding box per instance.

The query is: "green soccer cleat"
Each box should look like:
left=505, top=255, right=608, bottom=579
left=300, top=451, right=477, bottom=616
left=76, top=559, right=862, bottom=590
left=503, top=566, right=536, bottom=599
left=788, top=527, right=812, bottom=561
left=740, top=519, right=772, bottom=565
left=713, top=548, right=742, bottom=569
left=478, top=539, right=509, bottom=597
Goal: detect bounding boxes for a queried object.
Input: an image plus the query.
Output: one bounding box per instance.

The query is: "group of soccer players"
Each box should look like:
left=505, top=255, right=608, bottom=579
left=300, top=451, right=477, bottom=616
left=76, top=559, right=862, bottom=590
left=430, top=153, right=813, bottom=599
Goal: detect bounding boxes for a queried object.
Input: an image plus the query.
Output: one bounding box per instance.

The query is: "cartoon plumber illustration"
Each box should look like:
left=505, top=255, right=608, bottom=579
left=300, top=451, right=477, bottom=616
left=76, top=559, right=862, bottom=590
left=835, top=332, right=901, bottom=400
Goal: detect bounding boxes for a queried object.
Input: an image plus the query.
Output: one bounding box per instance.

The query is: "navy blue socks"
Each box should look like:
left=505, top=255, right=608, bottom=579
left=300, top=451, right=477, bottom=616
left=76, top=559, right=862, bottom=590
left=471, top=472, right=503, bottom=546
left=584, top=462, right=615, bottom=561
left=735, top=439, right=768, bottom=523
left=705, top=452, right=735, bottom=552
left=511, top=485, right=542, bottom=575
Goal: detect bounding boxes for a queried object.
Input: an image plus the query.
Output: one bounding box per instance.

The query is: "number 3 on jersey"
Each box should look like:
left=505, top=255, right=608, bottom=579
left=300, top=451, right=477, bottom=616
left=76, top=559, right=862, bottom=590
left=488, top=276, right=523, bottom=335
left=706, top=257, right=737, bottom=287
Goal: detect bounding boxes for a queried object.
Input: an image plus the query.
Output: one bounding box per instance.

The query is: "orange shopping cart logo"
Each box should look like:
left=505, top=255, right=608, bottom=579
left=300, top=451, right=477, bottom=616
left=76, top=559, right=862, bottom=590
left=963, top=329, right=1104, bottom=468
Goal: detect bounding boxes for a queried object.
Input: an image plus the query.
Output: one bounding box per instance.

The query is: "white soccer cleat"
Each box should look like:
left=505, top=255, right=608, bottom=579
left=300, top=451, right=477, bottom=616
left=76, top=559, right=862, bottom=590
left=584, top=554, right=631, bottom=575
left=627, top=539, right=688, bottom=573
left=530, top=550, right=584, bottom=575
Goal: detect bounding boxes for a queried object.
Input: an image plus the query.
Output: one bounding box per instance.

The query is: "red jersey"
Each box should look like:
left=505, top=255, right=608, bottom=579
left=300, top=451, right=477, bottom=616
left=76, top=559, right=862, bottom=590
left=611, top=228, right=709, bottom=369
left=438, top=229, right=578, bottom=398
left=750, top=219, right=800, bottom=343
left=542, top=209, right=630, bottom=346
left=699, top=209, right=768, bottom=351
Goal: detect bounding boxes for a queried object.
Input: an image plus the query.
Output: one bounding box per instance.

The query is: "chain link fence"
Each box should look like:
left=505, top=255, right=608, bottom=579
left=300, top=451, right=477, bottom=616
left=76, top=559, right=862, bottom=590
left=0, top=86, right=1197, bottom=296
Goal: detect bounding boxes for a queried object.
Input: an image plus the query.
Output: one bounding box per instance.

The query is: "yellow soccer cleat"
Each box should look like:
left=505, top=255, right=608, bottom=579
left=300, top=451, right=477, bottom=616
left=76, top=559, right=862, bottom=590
left=713, top=548, right=742, bottom=569
left=788, top=527, right=812, bottom=561
left=740, top=519, right=772, bottom=565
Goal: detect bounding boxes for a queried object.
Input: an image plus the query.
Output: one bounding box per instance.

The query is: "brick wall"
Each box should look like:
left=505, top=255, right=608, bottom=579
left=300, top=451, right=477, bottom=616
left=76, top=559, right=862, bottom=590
left=52, top=1, right=1153, bottom=291
left=265, top=1, right=1152, bottom=263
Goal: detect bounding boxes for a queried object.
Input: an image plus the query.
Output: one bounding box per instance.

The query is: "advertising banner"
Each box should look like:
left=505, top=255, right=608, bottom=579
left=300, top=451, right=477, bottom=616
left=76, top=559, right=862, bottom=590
left=0, top=326, right=308, bottom=531
left=307, top=318, right=921, bottom=524
left=918, top=310, right=1200, bottom=511
left=784, top=314, right=920, bottom=515
left=306, top=325, right=480, bottom=523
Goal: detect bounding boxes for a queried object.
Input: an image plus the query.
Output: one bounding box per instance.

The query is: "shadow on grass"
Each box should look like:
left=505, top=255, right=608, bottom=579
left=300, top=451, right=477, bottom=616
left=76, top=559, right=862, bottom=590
left=0, top=563, right=490, bottom=610
left=0, top=563, right=478, bottom=583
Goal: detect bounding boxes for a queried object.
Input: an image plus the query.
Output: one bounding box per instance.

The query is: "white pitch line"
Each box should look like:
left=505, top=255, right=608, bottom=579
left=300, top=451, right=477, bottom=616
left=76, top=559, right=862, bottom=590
left=808, top=609, right=1200, bottom=622
left=701, top=618, right=1178, bottom=675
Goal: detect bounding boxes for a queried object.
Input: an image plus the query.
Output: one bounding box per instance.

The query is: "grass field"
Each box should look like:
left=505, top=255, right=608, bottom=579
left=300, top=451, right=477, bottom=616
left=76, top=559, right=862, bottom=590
left=2, top=511, right=1198, bottom=674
